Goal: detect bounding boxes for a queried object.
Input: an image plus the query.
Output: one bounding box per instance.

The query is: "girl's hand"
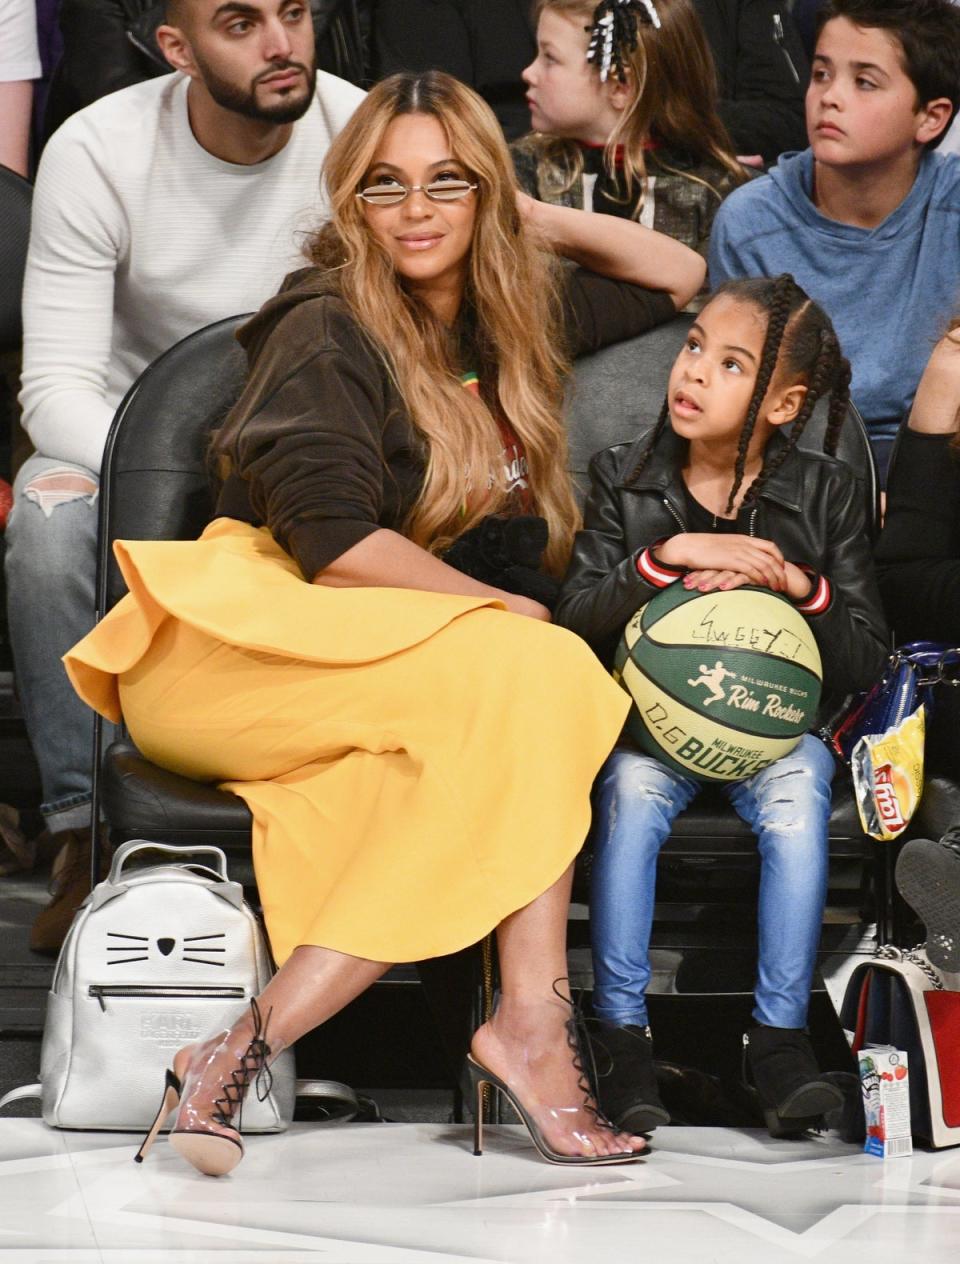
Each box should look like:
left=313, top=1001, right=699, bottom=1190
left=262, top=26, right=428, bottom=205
left=684, top=562, right=819, bottom=602
left=657, top=534, right=787, bottom=591
left=783, top=562, right=817, bottom=602
left=502, top=592, right=552, bottom=621
left=683, top=569, right=753, bottom=592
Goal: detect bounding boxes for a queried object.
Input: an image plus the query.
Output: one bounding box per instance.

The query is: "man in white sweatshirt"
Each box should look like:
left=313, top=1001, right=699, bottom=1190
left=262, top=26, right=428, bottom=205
left=8, top=0, right=364, bottom=949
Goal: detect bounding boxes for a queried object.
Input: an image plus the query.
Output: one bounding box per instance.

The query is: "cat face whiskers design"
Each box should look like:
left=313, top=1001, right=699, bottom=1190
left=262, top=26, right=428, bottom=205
left=182, top=933, right=227, bottom=967
left=105, top=931, right=228, bottom=966
left=106, top=931, right=149, bottom=965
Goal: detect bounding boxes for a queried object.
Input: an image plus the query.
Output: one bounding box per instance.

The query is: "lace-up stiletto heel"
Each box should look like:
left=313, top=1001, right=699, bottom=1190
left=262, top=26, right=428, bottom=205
left=134, top=999, right=274, bottom=1177
left=466, top=996, right=644, bottom=1165
left=134, top=1068, right=182, bottom=1165
left=465, top=1056, right=643, bottom=1165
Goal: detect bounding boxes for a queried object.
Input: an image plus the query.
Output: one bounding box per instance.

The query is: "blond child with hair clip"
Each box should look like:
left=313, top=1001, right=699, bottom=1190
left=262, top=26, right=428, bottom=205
left=513, top=0, right=748, bottom=299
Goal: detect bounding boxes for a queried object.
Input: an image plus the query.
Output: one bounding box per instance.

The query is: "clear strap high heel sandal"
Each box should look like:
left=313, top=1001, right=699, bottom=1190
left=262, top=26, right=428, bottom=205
left=134, top=998, right=274, bottom=1177
left=465, top=1010, right=645, bottom=1166
left=465, top=1058, right=643, bottom=1165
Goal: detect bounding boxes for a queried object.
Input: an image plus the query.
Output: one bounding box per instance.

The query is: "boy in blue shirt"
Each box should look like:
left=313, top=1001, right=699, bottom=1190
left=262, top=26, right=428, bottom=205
left=709, top=0, right=960, bottom=480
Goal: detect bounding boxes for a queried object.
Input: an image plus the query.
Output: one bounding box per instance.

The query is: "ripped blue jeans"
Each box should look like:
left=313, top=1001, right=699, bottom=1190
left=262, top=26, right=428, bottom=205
left=4, top=454, right=101, bottom=831
left=590, top=733, right=836, bottom=1030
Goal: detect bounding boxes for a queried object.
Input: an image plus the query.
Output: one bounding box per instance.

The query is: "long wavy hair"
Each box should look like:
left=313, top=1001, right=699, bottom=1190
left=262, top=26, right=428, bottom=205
left=307, top=71, right=579, bottom=574
left=532, top=0, right=745, bottom=211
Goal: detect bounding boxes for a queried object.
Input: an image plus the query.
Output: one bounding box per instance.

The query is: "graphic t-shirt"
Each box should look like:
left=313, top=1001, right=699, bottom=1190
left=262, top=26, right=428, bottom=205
left=461, top=371, right=533, bottom=512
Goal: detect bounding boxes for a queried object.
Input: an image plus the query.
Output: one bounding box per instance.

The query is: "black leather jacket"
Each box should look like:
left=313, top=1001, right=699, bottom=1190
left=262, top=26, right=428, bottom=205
left=555, top=426, right=889, bottom=725
left=692, top=1, right=809, bottom=163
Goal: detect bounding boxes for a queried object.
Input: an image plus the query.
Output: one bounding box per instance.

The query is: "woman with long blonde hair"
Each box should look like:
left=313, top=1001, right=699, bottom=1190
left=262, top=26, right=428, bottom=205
left=65, top=71, right=704, bottom=1174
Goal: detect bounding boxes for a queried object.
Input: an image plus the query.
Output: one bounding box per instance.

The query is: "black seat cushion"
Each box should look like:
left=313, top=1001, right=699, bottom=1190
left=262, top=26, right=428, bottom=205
left=103, top=740, right=252, bottom=849
left=661, top=776, right=863, bottom=854
left=104, top=738, right=864, bottom=856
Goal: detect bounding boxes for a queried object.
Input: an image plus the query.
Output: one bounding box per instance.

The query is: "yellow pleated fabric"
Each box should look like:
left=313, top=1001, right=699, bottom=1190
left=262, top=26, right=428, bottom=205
left=64, top=519, right=629, bottom=965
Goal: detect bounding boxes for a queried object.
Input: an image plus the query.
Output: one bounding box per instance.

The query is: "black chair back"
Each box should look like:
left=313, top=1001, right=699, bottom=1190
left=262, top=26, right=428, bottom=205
left=567, top=314, right=881, bottom=536
left=96, top=314, right=250, bottom=616
left=0, top=165, right=32, bottom=353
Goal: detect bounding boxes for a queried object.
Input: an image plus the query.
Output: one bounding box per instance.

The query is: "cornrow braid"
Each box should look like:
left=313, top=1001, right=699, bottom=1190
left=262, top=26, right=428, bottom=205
left=744, top=325, right=840, bottom=506
left=624, top=396, right=670, bottom=485
left=621, top=275, right=849, bottom=503
left=724, top=274, right=796, bottom=514
left=823, top=341, right=852, bottom=457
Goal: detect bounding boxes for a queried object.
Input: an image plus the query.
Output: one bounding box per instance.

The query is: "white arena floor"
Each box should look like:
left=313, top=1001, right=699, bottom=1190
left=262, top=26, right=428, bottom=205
left=2, top=1118, right=960, bottom=1262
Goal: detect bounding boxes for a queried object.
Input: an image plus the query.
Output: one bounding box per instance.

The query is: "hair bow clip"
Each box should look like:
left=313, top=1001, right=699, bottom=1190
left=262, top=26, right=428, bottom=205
left=585, top=0, right=660, bottom=84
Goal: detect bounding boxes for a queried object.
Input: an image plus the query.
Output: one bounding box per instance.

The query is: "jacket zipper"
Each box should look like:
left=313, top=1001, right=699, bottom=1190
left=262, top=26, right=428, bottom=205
left=663, top=497, right=686, bottom=532
left=773, top=14, right=801, bottom=84
left=88, top=984, right=246, bottom=1013
left=662, top=499, right=759, bottom=536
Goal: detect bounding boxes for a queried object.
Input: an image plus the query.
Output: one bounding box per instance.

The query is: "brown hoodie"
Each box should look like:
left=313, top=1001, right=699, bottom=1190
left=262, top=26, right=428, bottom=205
left=212, top=265, right=676, bottom=582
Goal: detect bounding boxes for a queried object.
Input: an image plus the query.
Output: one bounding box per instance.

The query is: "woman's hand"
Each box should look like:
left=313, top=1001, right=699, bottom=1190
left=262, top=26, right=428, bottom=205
left=657, top=533, right=787, bottom=591
left=502, top=592, right=552, bottom=621
left=909, top=326, right=960, bottom=434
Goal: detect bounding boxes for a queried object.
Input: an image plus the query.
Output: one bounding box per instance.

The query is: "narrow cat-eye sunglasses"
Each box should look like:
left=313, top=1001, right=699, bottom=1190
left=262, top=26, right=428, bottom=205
left=356, top=179, right=478, bottom=206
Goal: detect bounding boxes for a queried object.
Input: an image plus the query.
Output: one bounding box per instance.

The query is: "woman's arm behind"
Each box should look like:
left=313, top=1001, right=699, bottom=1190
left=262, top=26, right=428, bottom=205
left=519, top=193, right=706, bottom=311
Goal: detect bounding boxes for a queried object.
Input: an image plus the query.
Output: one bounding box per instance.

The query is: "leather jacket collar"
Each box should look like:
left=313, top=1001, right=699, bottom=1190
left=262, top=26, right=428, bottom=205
left=615, top=424, right=804, bottom=516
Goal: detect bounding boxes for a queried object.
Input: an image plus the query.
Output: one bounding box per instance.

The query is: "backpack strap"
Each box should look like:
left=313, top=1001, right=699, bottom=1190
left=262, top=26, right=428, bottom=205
left=0, top=1083, right=41, bottom=1110
left=108, top=840, right=229, bottom=884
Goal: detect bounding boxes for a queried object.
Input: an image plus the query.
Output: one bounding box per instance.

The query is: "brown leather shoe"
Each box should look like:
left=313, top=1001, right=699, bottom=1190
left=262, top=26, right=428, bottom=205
left=29, top=826, right=109, bottom=954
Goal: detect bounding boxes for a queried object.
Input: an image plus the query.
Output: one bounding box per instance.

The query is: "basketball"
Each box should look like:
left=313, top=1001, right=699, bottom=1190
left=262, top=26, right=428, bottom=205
left=612, top=583, right=823, bottom=782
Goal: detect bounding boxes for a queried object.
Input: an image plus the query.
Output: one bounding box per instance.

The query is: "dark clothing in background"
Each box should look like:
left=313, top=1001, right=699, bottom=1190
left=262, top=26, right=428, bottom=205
left=693, top=0, right=809, bottom=163
left=791, top=0, right=826, bottom=58
left=876, top=427, right=960, bottom=779
left=371, top=0, right=536, bottom=141
left=42, top=0, right=368, bottom=145
left=876, top=429, right=960, bottom=644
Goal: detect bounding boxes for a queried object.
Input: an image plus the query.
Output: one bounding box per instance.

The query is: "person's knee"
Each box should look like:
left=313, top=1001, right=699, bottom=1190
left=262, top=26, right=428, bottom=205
left=6, top=467, right=99, bottom=589
left=750, top=766, right=831, bottom=860
left=595, top=752, right=686, bottom=849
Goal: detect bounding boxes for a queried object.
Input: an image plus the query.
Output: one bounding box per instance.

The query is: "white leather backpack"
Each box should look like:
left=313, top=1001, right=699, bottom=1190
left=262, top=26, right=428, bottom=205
left=2, top=840, right=297, bottom=1131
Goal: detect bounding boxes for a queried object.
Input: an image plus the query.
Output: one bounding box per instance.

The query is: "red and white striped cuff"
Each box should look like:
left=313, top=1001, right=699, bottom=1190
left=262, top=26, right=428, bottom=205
left=636, top=544, right=685, bottom=589
left=794, top=568, right=831, bottom=616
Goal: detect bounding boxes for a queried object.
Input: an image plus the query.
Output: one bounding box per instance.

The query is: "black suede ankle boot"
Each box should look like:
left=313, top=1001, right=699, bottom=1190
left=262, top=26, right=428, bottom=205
left=743, top=1025, right=844, bottom=1138
left=590, top=1021, right=670, bottom=1135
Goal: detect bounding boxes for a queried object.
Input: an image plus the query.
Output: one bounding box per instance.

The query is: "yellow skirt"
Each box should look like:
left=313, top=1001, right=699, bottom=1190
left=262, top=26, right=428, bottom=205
left=64, top=519, right=628, bottom=965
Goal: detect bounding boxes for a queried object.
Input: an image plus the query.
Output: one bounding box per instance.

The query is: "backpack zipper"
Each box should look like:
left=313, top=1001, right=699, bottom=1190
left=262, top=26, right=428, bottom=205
left=88, top=984, right=246, bottom=1013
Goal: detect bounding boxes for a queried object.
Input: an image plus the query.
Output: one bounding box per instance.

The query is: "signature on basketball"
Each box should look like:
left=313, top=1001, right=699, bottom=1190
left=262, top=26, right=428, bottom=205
left=691, top=605, right=812, bottom=660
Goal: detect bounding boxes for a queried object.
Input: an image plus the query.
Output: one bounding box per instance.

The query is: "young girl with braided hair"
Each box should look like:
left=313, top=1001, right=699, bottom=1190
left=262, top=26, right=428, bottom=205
left=513, top=0, right=747, bottom=302
left=556, top=273, right=889, bottom=1137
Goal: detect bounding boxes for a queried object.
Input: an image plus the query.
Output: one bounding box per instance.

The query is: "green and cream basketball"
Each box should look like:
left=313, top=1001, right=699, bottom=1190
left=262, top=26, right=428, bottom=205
left=612, top=583, right=822, bottom=782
